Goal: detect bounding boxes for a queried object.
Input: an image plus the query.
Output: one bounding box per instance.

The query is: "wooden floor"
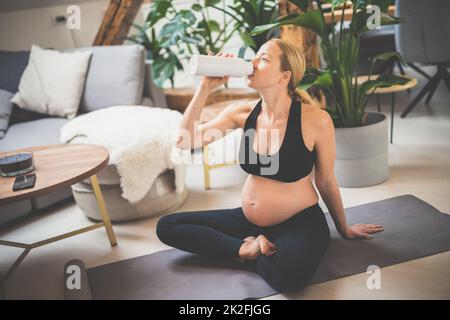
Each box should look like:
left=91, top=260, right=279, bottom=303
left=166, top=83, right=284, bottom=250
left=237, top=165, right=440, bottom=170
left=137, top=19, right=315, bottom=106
left=1, top=65, right=449, bottom=299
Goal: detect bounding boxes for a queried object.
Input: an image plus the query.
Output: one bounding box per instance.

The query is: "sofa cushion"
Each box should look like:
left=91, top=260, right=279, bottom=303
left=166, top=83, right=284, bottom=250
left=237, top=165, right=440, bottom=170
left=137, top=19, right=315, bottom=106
left=0, top=89, right=14, bottom=138
left=0, top=117, right=68, bottom=151
left=11, top=45, right=92, bottom=119
left=0, top=50, right=30, bottom=93
left=8, top=104, right=48, bottom=125
left=64, top=45, right=145, bottom=114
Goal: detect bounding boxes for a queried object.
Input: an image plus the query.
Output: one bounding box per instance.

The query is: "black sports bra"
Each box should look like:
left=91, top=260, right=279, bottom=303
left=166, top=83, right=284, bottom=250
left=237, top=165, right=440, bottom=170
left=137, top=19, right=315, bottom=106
left=238, top=97, right=315, bottom=182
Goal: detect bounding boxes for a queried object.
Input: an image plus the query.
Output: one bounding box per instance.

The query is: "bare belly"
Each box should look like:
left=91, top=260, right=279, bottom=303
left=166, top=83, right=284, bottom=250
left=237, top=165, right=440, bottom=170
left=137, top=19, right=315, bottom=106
left=241, top=174, right=319, bottom=227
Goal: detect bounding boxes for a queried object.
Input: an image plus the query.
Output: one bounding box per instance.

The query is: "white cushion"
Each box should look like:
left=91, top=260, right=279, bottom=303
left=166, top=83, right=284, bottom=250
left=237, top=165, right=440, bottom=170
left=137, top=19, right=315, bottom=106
left=11, top=45, right=92, bottom=119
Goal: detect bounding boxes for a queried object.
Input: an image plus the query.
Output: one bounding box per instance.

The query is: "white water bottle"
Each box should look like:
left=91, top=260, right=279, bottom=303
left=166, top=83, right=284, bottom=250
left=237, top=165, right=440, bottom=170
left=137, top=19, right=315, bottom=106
left=189, top=54, right=254, bottom=78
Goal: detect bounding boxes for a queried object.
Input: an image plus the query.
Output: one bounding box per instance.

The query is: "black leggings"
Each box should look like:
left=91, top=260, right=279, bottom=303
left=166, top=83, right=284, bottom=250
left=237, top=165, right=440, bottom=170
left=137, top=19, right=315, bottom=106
left=156, top=203, right=330, bottom=292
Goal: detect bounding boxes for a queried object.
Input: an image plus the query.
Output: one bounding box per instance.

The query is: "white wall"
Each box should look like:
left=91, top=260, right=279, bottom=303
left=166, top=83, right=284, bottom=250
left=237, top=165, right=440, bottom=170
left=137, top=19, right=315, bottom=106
left=0, top=0, right=252, bottom=89
left=0, top=0, right=111, bottom=51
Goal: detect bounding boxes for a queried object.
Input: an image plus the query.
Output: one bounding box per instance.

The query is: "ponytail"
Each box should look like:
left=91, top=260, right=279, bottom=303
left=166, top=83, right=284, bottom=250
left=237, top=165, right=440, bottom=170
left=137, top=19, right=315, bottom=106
left=269, top=38, right=324, bottom=109
left=292, top=88, right=321, bottom=109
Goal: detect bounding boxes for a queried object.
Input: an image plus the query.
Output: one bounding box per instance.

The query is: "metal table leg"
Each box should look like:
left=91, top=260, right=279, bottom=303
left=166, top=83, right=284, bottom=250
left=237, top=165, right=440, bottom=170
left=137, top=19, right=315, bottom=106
left=390, top=93, right=395, bottom=144
left=90, top=174, right=117, bottom=246
left=0, top=174, right=118, bottom=286
left=202, top=145, right=211, bottom=190
left=377, top=94, right=381, bottom=112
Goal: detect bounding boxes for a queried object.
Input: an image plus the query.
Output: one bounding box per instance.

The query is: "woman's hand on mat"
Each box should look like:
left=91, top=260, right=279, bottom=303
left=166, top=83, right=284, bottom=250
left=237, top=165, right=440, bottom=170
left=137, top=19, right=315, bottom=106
left=199, top=51, right=233, bottom=92
left=343, top=224, right=384, bottom=240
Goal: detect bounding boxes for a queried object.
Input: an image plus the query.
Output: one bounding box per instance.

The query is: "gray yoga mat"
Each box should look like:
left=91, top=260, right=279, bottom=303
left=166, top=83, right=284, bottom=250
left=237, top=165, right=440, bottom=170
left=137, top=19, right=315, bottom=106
left=66, top=194, right=450, bottom=300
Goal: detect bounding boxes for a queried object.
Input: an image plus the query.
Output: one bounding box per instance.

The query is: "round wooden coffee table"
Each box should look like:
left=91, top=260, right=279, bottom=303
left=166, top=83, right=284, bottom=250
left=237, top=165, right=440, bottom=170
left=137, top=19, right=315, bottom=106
left=0, top=143, right=117, bottom=285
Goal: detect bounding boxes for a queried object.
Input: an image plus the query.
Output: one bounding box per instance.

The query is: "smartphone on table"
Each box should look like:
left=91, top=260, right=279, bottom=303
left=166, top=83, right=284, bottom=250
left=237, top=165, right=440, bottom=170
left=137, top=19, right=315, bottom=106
left=12, top=173, right=37, bottom=191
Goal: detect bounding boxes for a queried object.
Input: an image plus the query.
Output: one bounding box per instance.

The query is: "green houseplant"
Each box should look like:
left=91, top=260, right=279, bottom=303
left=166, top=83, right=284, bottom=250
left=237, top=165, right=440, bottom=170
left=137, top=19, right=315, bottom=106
left=249, top=0, right=410, bottom=128
left=127, top=22, right=184, bottom=88
left=250, top=0, right=412, bottom=187
left=211, top=0, right=281, bottom=58
left=127, top=0, right=241, bottom=88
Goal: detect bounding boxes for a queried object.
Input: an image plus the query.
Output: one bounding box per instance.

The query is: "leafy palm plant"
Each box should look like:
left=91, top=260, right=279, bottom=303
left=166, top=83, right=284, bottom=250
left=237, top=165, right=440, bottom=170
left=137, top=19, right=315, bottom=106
left=190, top=0, right=242, bottom=55
left=128, top=0, right=241, bottom=87
left=127, top=22, right=184, bottom=88
left=211, top=0, right=280, bottom=58
left=250, top=0, right=410, bottom=128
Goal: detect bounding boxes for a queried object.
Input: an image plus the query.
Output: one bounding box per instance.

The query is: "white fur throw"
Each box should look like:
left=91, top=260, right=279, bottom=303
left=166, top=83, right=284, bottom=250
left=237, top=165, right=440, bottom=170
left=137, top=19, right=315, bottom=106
left=60, top=106, right=190, bottom=203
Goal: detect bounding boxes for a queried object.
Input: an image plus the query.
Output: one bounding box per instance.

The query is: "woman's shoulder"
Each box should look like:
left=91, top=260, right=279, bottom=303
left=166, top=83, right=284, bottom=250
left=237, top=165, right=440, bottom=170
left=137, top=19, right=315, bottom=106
left=304, top=104, right=334, bottom=132
left=300, top=103, right=334, bottom=139
left=221, top=98, right=259, bottom=119
left=228, top=98, right=260, bottom=129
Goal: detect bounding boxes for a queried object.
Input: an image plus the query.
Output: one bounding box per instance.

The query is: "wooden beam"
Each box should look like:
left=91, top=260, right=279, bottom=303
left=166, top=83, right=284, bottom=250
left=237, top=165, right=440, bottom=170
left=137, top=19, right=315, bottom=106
left=278, top=0, right=320, bottom=68
left=93, top=0, right=144, bottom=46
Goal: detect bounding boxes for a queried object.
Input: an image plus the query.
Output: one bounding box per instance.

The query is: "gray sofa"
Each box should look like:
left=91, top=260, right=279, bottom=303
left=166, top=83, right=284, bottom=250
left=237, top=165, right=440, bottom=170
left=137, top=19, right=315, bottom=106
left=0, top=45, right=187, bottom=226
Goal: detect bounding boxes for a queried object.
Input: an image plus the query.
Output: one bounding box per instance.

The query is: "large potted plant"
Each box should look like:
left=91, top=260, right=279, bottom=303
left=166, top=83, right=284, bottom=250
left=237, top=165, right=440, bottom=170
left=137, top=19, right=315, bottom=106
left=128, top=0, right=281, bottom=87
left=211, top=0, right=281, bottom=58
left=250, top=0, right=411, bottom=187
left=128, top=0, right=280, bottom=111
left=128, top=0, right=242, bottom=88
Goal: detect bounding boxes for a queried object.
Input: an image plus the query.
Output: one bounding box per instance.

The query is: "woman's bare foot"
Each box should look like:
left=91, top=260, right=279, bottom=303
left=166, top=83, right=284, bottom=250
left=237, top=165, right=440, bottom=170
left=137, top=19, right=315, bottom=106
left=238, top=236, right=261, bottom=260
left=256, top=235, right=276, bottom=256
left=238, top=235, right=276, bottom=260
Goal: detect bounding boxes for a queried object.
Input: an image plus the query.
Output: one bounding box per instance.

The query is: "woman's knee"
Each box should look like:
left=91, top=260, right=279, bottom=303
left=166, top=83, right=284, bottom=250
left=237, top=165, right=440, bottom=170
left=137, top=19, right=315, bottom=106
left=156, top=213, right=180, bottom=243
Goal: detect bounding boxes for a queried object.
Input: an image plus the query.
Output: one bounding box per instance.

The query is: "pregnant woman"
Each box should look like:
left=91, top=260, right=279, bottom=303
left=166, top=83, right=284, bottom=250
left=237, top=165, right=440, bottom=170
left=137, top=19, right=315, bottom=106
left=157, top=39, right=384, bottom=292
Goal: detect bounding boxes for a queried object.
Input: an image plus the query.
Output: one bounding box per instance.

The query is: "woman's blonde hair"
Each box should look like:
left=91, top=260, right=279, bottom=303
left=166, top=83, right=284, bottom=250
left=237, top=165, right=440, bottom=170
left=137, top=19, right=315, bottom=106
left=269, top=38, right=319, bottom=108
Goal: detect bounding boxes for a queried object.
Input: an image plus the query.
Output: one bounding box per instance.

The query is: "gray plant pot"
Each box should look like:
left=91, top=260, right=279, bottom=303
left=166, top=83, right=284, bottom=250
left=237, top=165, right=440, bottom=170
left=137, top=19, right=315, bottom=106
left=334, top=112, right=389, bottom=187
